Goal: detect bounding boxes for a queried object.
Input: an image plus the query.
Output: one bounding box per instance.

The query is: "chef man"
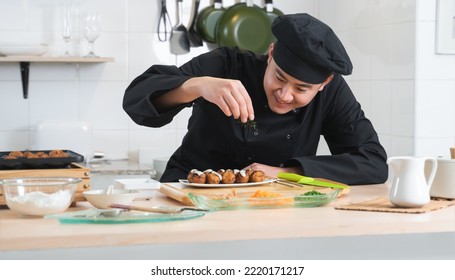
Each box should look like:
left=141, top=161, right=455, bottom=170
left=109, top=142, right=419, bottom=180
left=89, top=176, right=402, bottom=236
left=123, top=13, right=388, bottom=184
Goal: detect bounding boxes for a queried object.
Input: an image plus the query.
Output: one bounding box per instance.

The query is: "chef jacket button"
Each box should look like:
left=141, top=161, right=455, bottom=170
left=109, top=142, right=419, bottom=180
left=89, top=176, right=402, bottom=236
left=248, top=157, right=252, bottom=160
left=253, top=131, right=259, bottom=136
left=279, top=163, right=284, bottom=167
left=286, top=134, right=291, bottom=139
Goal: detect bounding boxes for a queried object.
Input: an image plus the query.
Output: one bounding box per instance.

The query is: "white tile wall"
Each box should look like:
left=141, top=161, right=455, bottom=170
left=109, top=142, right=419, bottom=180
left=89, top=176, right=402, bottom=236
left=1, top=0, right=454, bottom=163
left=414, top=0, right=455, bottom=158
left=319, top=0, right=417, bottom=157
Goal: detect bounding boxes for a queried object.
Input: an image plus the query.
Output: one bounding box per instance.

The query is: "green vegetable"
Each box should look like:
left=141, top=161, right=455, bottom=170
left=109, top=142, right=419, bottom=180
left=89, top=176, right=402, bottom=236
left=302, top=190, right=324, bottom=196
left=236, top=119, right=258, bottom=130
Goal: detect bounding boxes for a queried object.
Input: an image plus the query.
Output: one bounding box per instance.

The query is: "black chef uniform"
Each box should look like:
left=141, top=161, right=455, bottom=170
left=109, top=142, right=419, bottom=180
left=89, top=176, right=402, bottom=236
left=123, top=13, right=388, bottom=184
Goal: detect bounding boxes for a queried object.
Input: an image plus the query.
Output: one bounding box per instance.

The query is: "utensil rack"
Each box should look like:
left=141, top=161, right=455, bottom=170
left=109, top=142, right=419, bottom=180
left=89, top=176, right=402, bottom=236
left=0, top=56, right=114, bottom=99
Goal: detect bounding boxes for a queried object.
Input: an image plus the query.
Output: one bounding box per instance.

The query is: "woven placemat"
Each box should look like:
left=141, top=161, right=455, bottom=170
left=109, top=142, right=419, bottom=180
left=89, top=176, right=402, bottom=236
left=335, top=197, right=455, bottom=214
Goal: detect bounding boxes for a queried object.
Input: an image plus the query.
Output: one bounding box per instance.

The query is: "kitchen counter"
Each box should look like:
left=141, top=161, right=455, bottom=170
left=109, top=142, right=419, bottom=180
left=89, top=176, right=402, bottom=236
left=1, top=184, right=454, bottom=260
left=87, top=159, right=155, bottom=176
left=85, top=159, right=156, bottom=190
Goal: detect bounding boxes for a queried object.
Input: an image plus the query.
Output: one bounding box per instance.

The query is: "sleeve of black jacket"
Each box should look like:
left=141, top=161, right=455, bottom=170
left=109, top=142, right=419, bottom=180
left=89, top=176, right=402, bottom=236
left=285, top=76, right=388, bottom=185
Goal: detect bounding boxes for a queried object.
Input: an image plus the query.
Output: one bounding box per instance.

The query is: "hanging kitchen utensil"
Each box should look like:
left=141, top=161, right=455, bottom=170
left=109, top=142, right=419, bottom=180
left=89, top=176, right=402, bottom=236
left=157, top=0, right=172, bottom=42
left=196, top=0, right=225, bottom=43
left=170, top=0, right=190, bottom=54
left=187, top=0, right=203, bottom=47
left=264, top=0, right=284, bottom=22
left=216, top=0, right=272, bottom=54
left=264, top=0, right=283, bottom=42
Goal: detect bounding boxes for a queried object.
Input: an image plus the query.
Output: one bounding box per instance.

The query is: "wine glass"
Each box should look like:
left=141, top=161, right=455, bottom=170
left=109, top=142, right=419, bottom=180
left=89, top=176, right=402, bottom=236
left=61, top=5, right=73, bottom=56
left=83, top=12, right=101, bottom=57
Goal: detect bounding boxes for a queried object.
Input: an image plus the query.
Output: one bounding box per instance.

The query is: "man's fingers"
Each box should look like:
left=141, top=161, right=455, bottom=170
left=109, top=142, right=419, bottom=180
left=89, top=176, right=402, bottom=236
left=236, top=84, right=254, bottom=122
left=199, top=77, right=255, bottom=122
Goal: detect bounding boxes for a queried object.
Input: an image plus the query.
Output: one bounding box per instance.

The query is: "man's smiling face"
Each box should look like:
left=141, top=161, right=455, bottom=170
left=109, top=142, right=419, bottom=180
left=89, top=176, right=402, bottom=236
left=263, top=44, right=333, bottom=114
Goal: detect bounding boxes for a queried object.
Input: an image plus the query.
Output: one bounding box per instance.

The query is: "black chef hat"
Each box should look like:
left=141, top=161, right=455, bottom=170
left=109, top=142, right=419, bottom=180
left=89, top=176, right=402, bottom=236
left=271, top=13, right=353, bottom=84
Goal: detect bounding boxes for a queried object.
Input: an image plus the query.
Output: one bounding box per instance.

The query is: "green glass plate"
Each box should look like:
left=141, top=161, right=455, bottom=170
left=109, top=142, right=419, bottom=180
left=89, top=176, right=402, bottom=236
left=45, top=209, right=205, bottom=224
left=188, top=186, right=341, bottom=211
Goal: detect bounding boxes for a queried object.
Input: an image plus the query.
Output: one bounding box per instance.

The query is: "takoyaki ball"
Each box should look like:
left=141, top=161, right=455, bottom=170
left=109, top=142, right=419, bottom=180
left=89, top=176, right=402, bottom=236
left=26, top=153, right=39, bottom=159
left=221, top=169, right=236, bottom=184
left=235, top=170, right=249, bottom=183
left=49, top=149, right=68, bottom=158
left=23, top=151, right=34, bottom=158
left=35, top=152, right=49, bottom=158
left=217, top=169, right=225, bottom=175
left=8, top=151, right=24, bottom=158
left=249, top=170, right=265, bottom=182
left=245, top=168, right=254, bottom=178
left=206, top=171, right=222, bottom=184
left=187, top=169, right=206, bottom=184
left=3, top=155, right=17, bottom=159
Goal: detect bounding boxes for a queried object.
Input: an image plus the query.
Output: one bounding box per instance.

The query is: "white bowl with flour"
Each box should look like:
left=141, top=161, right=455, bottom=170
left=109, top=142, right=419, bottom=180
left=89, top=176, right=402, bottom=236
left=1, top=177, right=80, bottom=217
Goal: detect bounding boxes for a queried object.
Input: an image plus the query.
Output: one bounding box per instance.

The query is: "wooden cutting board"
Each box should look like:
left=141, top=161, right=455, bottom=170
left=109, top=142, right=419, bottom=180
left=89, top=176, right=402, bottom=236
left=160, top=181, right=349, bottom=206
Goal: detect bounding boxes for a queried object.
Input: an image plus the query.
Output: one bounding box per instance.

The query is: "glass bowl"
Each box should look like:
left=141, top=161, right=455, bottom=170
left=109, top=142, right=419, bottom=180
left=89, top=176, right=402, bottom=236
left=0, top=177, right=80, bottom=217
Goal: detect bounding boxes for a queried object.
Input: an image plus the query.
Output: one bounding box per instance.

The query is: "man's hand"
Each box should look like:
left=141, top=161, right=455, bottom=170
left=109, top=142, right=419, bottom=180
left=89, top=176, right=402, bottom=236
left=154, top=76, right=255, bottom=123
left=243, top=163, right=303, bottom=178
left=185, top=77, right=255, bottom=123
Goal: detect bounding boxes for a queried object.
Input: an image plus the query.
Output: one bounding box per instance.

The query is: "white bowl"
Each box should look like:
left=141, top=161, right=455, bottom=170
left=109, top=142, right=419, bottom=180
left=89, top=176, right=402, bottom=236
left=0, top=42, right=48, bottom=56
left=83, top=189, right=139, bottom=209
left=0, top=177, right=80, bottom=217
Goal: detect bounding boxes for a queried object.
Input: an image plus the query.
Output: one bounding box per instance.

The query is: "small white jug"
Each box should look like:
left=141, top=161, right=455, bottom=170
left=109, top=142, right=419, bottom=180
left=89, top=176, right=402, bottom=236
left=387, top=156, right=438, bottom=208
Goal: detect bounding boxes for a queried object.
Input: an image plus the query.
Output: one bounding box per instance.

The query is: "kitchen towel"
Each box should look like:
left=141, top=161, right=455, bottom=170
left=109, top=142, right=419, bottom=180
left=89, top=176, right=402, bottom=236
left=335, top=197, right=455, bottom=214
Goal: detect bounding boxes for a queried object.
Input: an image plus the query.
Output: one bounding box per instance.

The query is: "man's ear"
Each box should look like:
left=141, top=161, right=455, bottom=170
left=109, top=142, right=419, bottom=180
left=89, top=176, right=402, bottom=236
left=267, top=43, right=275, bottom=63
left=318, top=74, right=334, bottom=91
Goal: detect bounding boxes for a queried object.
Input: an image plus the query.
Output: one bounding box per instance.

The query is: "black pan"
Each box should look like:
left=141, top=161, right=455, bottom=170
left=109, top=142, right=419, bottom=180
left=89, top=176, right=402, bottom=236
left=215, top=1, right=272, bottom=54
left=0, top=150, right=84, bottom=170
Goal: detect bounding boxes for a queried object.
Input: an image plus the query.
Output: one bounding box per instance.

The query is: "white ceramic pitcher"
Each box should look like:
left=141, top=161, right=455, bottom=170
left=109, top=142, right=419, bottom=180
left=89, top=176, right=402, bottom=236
left=387, top=156, right=438, bottom=208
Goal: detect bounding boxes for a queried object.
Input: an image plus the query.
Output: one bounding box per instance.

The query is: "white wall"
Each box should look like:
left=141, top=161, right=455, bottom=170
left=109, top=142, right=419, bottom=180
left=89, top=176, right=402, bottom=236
left=317, top=0, right=418, bottom=157
left=414, top=0, right=455, bottom=158
left=1, top=0, right=454, bottom=163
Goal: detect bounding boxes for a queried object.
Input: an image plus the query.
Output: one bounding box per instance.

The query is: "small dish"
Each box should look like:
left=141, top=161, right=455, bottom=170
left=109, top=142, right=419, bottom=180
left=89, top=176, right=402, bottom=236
left=0, top=42, right=48, bottom=56
left=83, top=189, right=139, bottom=209
left=114, top=178, right=161, bottom=190
left=178, top=178, right=276, bottom=188
left=114, top=178, right=161, bottom=199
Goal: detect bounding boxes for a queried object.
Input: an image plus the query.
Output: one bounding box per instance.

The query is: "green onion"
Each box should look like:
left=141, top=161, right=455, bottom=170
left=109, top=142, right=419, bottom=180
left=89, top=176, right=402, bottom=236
left=236, top=119, right=258, bottom=129
left=302, top=190, right=324, bottom=196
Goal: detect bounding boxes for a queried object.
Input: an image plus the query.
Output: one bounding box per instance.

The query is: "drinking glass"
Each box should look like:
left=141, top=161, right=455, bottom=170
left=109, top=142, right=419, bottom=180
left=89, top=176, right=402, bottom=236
left=83, top=12, right=101, bottom=57
left=61, top=6, right=73, bottom=56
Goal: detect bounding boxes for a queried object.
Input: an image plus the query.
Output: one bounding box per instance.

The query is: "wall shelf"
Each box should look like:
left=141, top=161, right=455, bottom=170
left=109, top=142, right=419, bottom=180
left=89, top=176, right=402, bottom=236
left=0, top=56, right=115, bottom=99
